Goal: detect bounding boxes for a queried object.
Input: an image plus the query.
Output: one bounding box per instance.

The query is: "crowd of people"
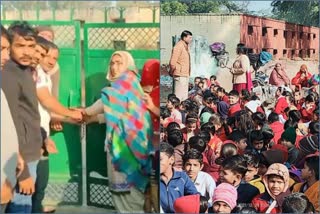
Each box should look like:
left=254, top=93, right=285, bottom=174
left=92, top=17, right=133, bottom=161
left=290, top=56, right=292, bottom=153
left=160, top=30, right=319, bottom=213
left=0, top=21, right=160, bottom=213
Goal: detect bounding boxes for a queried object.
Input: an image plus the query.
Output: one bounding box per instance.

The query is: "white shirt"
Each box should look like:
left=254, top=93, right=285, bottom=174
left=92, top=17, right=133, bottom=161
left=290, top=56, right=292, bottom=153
left=194, top=171, right=216, bottom=207
left=36, top=66, right=52, bottom=134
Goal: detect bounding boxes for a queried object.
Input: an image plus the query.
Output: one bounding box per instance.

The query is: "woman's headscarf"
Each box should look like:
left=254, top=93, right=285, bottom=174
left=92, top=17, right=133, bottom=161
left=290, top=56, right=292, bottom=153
left=262, top=163, right=290, bottom=199
left=102, top=51, right=153, bottom=192
left=106, top=51, right=138, bottom=82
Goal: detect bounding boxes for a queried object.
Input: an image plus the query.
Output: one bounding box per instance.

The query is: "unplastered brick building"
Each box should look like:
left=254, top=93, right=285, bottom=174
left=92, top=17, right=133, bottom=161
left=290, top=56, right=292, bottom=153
left=161, top=13, right=319, bottom=63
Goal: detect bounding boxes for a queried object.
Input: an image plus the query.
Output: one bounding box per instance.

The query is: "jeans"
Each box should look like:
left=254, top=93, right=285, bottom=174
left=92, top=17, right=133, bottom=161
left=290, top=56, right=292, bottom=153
left=5, top=160, right=39, bottom=214
left=31, top=158, right=49, bottom=213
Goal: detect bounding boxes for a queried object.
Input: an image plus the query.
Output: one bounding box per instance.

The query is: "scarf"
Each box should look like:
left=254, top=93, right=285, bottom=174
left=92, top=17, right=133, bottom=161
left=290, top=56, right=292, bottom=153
left=101, top=69, right=153, bottom=192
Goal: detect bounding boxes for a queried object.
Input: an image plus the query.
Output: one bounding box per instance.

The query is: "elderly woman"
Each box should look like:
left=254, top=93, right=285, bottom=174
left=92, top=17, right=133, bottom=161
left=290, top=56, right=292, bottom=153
left=291, top=64, right=313, bottom=90
left=101, top=51, right=153, bottom=213
left=269, top=63, right=290, bottom=87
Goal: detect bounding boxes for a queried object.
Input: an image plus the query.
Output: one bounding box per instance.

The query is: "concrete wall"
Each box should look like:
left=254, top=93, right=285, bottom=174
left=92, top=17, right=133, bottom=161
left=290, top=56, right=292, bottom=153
left=160, top=14, right=241, bottom=64
left=1, top=7, right=160, bottom=23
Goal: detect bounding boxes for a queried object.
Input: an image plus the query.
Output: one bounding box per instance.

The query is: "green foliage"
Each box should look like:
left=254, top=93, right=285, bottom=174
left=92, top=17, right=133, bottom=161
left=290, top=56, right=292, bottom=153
left=271, top=0, right=319, bottom=27
left=161, top=0, right=249, bottom=15
left=161, top=1, right=188, bottom=15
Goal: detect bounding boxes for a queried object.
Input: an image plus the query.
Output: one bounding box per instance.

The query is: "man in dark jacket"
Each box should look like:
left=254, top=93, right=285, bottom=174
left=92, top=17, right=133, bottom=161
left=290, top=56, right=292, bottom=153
left=2, top=21, right=42, bottom=214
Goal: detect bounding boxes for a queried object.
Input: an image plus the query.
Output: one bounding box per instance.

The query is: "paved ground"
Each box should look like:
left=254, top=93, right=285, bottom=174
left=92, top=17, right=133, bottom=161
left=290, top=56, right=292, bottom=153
left=51, top=205, right=116, bottom=213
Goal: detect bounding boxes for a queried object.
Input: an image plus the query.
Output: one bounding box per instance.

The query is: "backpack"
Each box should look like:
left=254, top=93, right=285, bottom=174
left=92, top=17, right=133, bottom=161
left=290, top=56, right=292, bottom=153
left=248, top=53, right=261, bottom=71
left=210, top=42, right=226, bottom=56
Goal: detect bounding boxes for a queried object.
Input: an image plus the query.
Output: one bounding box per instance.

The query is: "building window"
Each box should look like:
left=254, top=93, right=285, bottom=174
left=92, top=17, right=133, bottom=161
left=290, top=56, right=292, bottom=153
left=299, top=50, right=303, bottom=58
left=273, top=49, right=278, bottom=55
left=248, top=25, right=253, bottom=35
left=284, top=31, right=287, bottom=38
left=283, top=49, right=287, bottom=57
left=313, top=49, right=316, bottom=54
left=247, top=48, right=253, bottom=53
left=300, top=32, right=303, bottom=39
left=308, top=33, right=311, bottom=40
left=262, top=48, right=267, bottom=52
left=262, top=27, right=267, bottom=36
left=292, top=32, right=295, bottom=39
left=307, top=49, right=311, bottom=58
left=314, top=34, right=316, bottom=39
left=291, top=50, right=295, bottom=57
left=273, top=29, right=278, bottom=36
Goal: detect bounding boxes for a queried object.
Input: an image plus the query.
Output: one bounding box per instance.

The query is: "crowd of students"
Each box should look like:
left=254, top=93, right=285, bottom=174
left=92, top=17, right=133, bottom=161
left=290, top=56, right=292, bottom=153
left=160, top=33, right=319, bottom=213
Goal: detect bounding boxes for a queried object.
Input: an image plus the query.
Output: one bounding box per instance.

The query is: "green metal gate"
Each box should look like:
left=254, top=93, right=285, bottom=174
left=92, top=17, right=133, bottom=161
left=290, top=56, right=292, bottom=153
left=83, top=22, right=160, bottom=208
left=2, top=20, right=83, bottom=207
left=2, top=20, right=160, bottom=209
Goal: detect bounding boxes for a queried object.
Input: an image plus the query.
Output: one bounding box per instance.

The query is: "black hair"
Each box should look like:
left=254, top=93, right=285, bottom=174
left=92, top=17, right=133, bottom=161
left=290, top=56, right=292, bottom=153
left=252, top=112, right=266, bottom=127
left=197, top=131, right=211, bottom=144
left=167, top=93, right=176, bottom=100
left=228, top=130, right=246, bottom=143
left=250, top=130, right=264, bottom=142
left=199, top=196, right=209, bottom=213
left=160, top=106, right=171, bottom=119
left=233, top=205, right=258, bottom=214
left=305, top=94, right=316, bottom=103
left=34, top=35, right=50, bottom=53
left=217, top=87, right=226, bottom=94
left=167, top=129, right=183, bottom=147
left=282, top=192, right=315, bottom=213
left=241, top=89, right=251, bottom=101
left=250, top=95, right=260, bottom=101
left=228, top=90, right=239, bottom=97
left=166, top=122, right=180, bottom=132
left=200, top=106, right=215, bottom=116
left=185, top=112, right=198, bottom=124
left=309, top=121, right=320, bottom=135
left=268, top=112, right=279, bottom=123
left=7, top=21, right=36, bottom=41
left=168, top=96, right=180, bottom=108
left=283, top=119, right=298, bottom=130
left=288, top=110, right=301, bottom=123
left=160, top=142, right=174, bottom=157
left=188, top=136, right=206, bottom=153
left=304, top=155, right=319, bottom=179
left=180, top=30, right=192, bottom=39
left=1, top=25, right=10, bottom=42
left=219, top=142, right=238, bottom=160
left=236, top=43, right=247, bottom=55
left=243, top=152, right=260, bottom=168
left=286, top=95, right=294, bottom=104
left=210, top=75, right=217, bottom=81
left=183, top=148, right=203, bottom=165
left=221, top=155, right=247, bottom=177
left=200, top=122, right=216, bottom=135
left=235, top=110, right=255, bottom=134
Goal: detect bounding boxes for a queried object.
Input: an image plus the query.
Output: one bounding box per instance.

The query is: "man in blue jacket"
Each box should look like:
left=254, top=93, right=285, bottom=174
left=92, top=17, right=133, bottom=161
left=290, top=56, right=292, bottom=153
left=160, top=142, right=199, bottom=213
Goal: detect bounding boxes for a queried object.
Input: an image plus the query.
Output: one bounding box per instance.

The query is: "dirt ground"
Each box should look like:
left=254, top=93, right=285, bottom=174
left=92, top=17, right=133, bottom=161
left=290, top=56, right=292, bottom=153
left=160, top=59, right=319, bottom=103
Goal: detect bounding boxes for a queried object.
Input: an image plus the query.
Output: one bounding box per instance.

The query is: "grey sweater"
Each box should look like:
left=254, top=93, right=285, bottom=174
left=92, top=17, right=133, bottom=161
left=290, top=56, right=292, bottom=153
left=2, top=60, right=42, bottom=180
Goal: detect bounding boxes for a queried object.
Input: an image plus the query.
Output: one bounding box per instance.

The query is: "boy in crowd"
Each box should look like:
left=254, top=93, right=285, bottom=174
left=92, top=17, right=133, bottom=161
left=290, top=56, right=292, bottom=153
left=243, top=153, right=265, bottom=194
left=293, top=154, right=319, bottom=212
left=280, top=127, right=299, bottom=165
left=160, top=142, right=198, bottom=213
left=183, top=149, right=216, bottom=207
left=228, top=90, right=241, bottom=117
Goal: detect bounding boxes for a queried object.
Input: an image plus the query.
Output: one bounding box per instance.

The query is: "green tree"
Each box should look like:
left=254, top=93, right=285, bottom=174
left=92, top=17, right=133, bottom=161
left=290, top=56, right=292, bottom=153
left=161, top=1, right=188, bottom=15
left=271, top=0, right=319, bottom=27
left=161, top=0, right=249, bottom=15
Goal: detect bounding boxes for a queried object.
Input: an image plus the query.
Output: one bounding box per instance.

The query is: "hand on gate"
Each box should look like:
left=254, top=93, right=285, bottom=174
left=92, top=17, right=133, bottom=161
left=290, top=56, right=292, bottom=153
left=18, top=177, right=35, bottom=195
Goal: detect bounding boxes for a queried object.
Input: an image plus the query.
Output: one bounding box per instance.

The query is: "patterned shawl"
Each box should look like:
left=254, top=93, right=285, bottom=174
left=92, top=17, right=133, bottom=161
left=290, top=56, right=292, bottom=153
left=101, top=69, right=153, bottom=192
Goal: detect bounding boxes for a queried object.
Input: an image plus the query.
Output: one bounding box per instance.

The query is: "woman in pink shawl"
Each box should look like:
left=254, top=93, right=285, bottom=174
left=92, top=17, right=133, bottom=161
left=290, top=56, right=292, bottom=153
left=269, top=63, right=290, bottom=87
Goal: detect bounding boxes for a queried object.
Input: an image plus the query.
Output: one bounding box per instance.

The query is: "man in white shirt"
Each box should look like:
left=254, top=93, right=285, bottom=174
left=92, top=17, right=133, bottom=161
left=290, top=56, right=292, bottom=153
left=183, top=148, right=216, bottom=207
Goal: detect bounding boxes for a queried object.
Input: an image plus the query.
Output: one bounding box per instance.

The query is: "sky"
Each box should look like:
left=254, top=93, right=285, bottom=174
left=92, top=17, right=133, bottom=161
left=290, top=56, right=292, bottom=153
left=246, top=1, right=273, bottom=15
